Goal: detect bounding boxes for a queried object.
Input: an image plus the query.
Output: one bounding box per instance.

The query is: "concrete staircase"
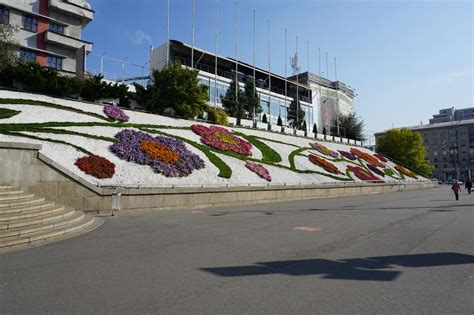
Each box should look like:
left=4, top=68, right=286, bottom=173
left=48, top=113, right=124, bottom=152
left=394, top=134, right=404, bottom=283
left=0, top=185, right=103, bottom=253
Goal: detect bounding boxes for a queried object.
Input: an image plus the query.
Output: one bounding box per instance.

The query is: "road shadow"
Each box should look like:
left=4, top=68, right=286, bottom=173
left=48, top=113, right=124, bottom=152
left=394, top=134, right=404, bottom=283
left=201, top=252, right=474, bottom=282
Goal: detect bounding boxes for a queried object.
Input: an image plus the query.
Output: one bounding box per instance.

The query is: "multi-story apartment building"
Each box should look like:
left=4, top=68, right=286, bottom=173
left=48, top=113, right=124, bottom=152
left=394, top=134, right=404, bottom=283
left=429, top=107, right=474, bottom=124
left=375, top=118, right=474, bottom=182
left=0, top=0, right=93, bottom=76
left=150, top=40, right=355, bottom=132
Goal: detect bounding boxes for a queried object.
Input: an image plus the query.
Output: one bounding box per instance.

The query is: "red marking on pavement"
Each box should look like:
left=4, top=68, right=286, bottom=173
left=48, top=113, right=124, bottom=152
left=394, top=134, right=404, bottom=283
left=294, top=226, right=321, bottom=232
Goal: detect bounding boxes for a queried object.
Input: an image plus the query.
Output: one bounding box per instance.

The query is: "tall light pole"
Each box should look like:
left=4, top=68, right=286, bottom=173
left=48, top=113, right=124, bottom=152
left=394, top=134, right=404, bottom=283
left=191, top=0, right=195, bottom=68
left=252, top=10, right=256, bottom=126
left=235, top=0, right=238, bottom=107
left=166, top=0, right=170, bottom=65
left=284, top=29, right=288, bottom=127
left=100, top=52, right=106, bottom=76
left=121, top=57, right=127, bottom=82
left=268, top=18, right=271, bottom=128
left=214, top=0, right=218, bottom=108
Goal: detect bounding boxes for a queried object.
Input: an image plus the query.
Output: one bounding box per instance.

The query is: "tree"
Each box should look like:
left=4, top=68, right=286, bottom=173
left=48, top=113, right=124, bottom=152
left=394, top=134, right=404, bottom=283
left=147, top=61, right=209, bottom=118
left=221, top=75, right=245, bottom=125
left=331, top=113, right=366, bottom=141
left=0, top=23, right=18, bottom=72
left=322, top=127, right=327, bottom=136
left=277, top=115, right=283, bottom=126
left=376, top=128, right=433, bottom=176
left=312, top=123, right=318, bottom=134
left=302, top=120, right=307, bottom=132
left=261, top=113, right=268, bottom=123
left=242, top=78, right=261, bottom=119
left=287, top=96, right=305, bottom=130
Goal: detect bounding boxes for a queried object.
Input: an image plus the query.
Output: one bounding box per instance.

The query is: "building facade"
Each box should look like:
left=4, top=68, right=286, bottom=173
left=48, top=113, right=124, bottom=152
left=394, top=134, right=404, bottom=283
left=429, top=107, right=474, bottom=124
left=0, top=0, right=93, bottom=76
left=150, top=40, right=355, bottom=131
left=375, top=119, right=474, bottom=182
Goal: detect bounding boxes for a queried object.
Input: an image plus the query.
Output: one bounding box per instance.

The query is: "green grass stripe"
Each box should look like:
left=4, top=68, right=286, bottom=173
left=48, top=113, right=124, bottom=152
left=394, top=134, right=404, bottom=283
left=0, top=125, right=116, bottom=142
left=0, top=98, right=113, bottom=122
left=253, top=136, right=301, bottom=148
left=0, top=121, right=191, bottom=130
left=0, top=130, right=92, bottom=155
left=233, top=131, right=282, bottom=163
left=0, top=108, right=21, bottom=119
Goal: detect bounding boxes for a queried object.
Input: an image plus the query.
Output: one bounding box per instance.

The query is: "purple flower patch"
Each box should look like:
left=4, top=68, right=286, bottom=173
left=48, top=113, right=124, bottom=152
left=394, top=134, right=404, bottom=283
left=338, top=150, right=357, bottom=160
left=110, top=129, right=205, bottom=177
left=104, top=105, right=129, bottom=122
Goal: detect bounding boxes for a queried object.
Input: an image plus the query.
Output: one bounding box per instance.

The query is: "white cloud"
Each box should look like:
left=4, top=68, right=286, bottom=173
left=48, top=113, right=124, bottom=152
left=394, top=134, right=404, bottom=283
left=127, top=30, right=153, bottom=46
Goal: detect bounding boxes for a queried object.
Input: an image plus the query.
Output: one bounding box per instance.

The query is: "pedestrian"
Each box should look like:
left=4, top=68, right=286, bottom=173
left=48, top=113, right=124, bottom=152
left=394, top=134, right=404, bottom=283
left=465, top=180, right=472, bottom=195
left=451, top=180, right=461, bottom=200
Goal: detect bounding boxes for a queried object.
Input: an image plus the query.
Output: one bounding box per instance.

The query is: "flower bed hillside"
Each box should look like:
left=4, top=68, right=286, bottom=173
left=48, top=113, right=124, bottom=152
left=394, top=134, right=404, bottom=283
left=0, top=90, right=428, bottom=188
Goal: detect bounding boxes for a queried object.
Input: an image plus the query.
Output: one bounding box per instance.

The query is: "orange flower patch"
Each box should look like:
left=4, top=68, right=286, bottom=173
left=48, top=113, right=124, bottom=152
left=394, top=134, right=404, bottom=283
left=309, top=154, right=344, bottom=175
left=395, top=165, right=418, bottom=179
left=140, top=140, right=180, bottom=164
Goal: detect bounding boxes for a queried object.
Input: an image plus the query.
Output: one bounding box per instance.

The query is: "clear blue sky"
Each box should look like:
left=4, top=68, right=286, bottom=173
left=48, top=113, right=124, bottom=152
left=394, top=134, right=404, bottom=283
left=85, top=0, right=473, bottom=140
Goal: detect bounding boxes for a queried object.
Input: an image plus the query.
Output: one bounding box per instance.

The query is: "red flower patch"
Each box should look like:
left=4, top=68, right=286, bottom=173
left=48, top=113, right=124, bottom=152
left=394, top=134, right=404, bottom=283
left=350, top=148, right=385, bottom=168
left=75, top=155, right=115, bottom=179
left=347, top=165, right=383, bottom=183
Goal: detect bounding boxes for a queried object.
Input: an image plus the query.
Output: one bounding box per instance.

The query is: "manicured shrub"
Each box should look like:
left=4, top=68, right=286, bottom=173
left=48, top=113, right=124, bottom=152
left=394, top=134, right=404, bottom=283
left=207, top=107, right=228, bottom=125
left=262, top=113, right=268, bottom=123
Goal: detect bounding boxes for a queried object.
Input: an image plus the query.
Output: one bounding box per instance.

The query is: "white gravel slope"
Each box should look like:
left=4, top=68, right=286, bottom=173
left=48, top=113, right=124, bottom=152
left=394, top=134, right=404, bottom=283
left=0, top=91, right=427, bottom=187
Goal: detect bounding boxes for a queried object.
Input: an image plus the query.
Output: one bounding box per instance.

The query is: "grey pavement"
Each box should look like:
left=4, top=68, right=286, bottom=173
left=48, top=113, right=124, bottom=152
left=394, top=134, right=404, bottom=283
left=1, top=185, right=473, bottom=314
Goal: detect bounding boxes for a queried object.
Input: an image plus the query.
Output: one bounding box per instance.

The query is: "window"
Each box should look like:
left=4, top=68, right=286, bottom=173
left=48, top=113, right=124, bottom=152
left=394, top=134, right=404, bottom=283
left=22, top=15, right=38, bottom=32
left=47, top=56, right=62, bottom=70
left=0, top=6, right=9, bottom=24
left=49, top=22, right=64, bottom=34
left=20, top=49, right=36, bottom=63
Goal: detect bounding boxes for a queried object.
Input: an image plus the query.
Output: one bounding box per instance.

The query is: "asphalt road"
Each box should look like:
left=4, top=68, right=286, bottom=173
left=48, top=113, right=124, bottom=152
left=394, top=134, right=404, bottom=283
left=1, top=185, right=473, bottom=314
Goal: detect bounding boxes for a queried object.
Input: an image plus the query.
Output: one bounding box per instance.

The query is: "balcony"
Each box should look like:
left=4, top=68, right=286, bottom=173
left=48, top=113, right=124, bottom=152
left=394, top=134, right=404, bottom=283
left=49, top=0, right=94, bottom=23
left=45, top=31, right=92, bottom=52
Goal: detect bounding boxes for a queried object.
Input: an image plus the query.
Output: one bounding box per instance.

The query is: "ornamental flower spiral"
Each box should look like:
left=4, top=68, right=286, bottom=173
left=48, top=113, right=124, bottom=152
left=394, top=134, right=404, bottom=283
left=110, top=129, right=205, bottom=177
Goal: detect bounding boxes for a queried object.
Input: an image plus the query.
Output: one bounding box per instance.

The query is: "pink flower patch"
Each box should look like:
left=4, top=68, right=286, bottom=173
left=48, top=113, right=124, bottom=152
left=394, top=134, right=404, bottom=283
left=192, top=124, right=252, bottom=156
left=245, top=161, right=272, bottom=182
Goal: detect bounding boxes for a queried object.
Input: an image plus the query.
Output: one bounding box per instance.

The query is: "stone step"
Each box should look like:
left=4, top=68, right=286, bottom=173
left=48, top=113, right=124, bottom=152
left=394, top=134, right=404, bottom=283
left=0, top=196, right=45, bottom=209
left=0, top=201, right=56, bottom=215
left=0, top=193, right=35, bottom=203
left=0, top=215, right=98, bottom=249
left=0, top=208, right=80, bottom=239
left=0, top=186, right=13, bottom=191
left=0, top=190, right=24, bottom=196
left=0, top=204, right=64, bottom=223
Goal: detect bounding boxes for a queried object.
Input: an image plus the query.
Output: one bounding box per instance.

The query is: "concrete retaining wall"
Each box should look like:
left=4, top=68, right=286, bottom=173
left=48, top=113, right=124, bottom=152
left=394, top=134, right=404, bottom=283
left=0, top=142, right=438, bottom=215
